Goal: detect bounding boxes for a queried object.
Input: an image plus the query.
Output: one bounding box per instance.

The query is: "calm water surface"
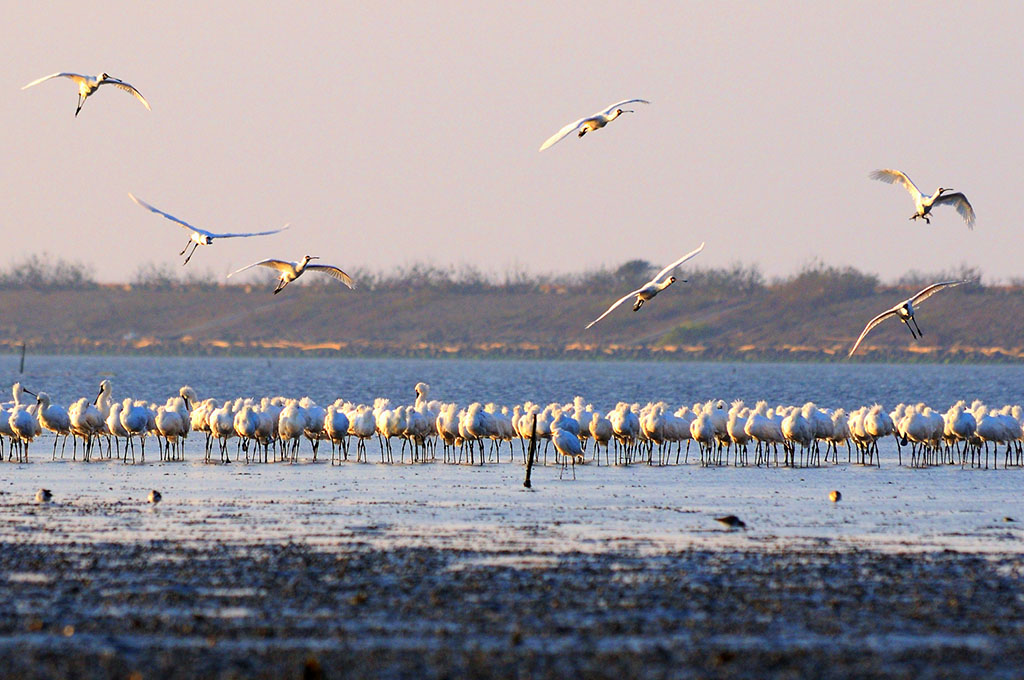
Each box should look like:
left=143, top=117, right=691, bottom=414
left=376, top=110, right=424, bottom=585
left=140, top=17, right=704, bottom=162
left=3, top=355, right=1022, bottom=411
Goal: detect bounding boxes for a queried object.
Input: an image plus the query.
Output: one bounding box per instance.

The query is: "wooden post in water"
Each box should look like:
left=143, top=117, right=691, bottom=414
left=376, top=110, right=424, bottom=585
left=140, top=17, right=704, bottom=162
left=523, top=414, right=538, bottom=489
left=19, top=343, right=26, bottom=373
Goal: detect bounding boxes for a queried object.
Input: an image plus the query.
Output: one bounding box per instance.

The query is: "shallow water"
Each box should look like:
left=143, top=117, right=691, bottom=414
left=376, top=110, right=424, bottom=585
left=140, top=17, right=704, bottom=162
left=4, top=354, right=1023, bottom=412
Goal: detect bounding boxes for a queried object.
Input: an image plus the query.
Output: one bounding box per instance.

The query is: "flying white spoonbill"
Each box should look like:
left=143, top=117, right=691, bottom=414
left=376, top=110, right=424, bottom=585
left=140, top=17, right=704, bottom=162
left=22, top=72, right=150, bottom=117
left=228, top=255, right=355, bottom=294
left=129, top=194, right=290, bottom=265
left=848, top=280, right=969, bottom=357
left=539, top=99, right=650, bottom=151
left=870, top=169, right=975, bottom=229
left=585, top=242, right=705, bottom=329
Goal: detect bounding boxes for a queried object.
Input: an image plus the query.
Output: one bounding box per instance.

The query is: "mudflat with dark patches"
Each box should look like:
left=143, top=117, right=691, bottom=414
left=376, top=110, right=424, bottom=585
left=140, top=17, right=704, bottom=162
left=0, top=541, right=1021, bottom=679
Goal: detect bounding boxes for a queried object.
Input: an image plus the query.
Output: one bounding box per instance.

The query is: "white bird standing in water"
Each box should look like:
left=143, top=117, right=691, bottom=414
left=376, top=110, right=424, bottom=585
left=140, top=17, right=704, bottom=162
left=539, top=99, right=650, bottom=151
left=129, top=194, right=290, bottom=265
left=848, top=280, right=969, bottom=357
left=870, top=169, right=976, bottom=229
left=228, top=255, right=355, bottom=294
left=585, top=242, right=705, bottom=329
left=22, top=71, right=150, bottom=117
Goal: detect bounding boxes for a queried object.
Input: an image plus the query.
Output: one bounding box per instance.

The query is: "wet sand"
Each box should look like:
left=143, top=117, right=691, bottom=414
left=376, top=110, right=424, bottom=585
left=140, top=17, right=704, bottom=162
left=1, top=456, right=1023, bottom=678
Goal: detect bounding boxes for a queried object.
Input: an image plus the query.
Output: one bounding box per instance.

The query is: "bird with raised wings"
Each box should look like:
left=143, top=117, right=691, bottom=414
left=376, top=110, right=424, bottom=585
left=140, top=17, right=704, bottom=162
left=870, top=169, right=975, bottom=229
left=22, top=71, right=150, bottom=117
left=585, top=242, right=705, bottom=329
left=129, top=194, right=290, bottom=265
left=539, top=99, right=650, bottom=151
left=228, top=255, right=355, bottom=294
left=848, top=280, right=969, bottom=357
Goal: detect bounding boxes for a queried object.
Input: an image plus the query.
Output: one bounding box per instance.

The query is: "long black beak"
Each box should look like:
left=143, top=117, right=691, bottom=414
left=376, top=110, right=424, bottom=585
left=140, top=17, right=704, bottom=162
left=22, top=388, right=36, bottom=397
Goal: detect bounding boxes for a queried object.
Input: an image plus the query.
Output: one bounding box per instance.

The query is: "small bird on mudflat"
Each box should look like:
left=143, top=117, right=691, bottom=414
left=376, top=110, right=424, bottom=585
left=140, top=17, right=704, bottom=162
left=35, top=488, right=52, bottom=503
left=147, top=489, right=162, bottom=505
left=829, top=490, right=842, bottom=503
left=715, top=515, right=746, bottom=529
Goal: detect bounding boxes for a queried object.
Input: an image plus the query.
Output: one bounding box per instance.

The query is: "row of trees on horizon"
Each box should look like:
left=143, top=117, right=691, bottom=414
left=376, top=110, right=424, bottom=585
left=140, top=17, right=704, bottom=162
left=0, top=253, right=995, bottom=296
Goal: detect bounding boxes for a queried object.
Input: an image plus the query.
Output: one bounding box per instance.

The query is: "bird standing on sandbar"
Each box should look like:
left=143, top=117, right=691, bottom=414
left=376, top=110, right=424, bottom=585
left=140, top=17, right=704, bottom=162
left=870, top=169, right=975, bottom=229
left=847, top=280, right=969, bottom=357
left=585, top=242, right=705, bottom=329
left=22, top=72, right=150, bottom=117
left=228, top=255, right=355, bottom=294
left=539, top=99, right=650, bottom=151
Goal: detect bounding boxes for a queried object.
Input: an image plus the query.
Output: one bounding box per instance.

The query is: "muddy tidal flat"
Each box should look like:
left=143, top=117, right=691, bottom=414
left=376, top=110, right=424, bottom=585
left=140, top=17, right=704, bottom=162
left=1, top=459, right=1023, bottom=678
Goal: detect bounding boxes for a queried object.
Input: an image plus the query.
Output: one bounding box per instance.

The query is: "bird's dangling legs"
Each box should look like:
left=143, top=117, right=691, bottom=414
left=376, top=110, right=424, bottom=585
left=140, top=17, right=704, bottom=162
left=75, top=95, right=84, bottom=117
left=902, top=320, right=918, bottom=340
left=910, top=316, right=924, bottom=337
left=273, top=279, right=286, bottom=295
left=633, top=298, right=645, bottom=312
left=182, top=243, right=199, bottom=266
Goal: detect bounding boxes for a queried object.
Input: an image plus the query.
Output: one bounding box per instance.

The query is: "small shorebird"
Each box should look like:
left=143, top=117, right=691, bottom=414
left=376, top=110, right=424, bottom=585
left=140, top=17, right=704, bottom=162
left=228, top=255, right=355, bottom=294
left=147, top=489, right=162, bottom=505
left=585, top=242, right=705, bottom=329
left=35, top=488, right=52, bottom=503
left=848, top=280, right=969, bottom=357
left=715, top=515, right=746, bottom=529
left=870, top=169, right=975, bottom=229
left=129, top=194, right=290, bottom=265
left=22, top=72, right=150, bottom=117
left=539, top=99, right=650, bottom=151
left=829, top=490, right=842, bottom=503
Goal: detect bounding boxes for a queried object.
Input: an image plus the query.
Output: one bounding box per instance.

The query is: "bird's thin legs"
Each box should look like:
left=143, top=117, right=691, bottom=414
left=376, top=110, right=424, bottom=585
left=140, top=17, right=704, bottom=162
left=75, top=95, right=84, bottom=117
left=902, top=320, right=918, bottom=340
left=910, top=316, right=924, bottom=338
left=182, top=242, right=199, bottom=266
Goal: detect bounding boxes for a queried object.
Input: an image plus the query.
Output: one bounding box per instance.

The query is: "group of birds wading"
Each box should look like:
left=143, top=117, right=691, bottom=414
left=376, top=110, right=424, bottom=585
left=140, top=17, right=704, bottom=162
left=21, top=73, right=979, bottom=352
left=5, top=378, right=1023, bottom=479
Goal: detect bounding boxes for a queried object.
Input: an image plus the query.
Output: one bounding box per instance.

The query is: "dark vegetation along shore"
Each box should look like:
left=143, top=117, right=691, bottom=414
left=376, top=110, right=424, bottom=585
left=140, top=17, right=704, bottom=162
left=1, top=541, right=1022, bottom=679
left=1, top=255, right=1020, bottom=361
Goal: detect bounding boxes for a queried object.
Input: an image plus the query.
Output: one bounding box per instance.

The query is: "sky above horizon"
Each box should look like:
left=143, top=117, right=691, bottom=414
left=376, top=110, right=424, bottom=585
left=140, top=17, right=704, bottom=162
left=4, top=2, right=1023, bottom=284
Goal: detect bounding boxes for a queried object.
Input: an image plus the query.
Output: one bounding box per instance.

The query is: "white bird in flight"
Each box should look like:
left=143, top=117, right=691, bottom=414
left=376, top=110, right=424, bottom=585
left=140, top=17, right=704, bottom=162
left=228, top=255, right=355, bottom=294
left=22, top=72, right=150, bottom=117
left=129, top=193, right=290, bottom=265
left=585, top=242, right=705, bottom=329
left=848, top=279, right=969, bottom=357
left=870, top=169, right=975, bottom=229
left=539, top=99, right=650, bottom=151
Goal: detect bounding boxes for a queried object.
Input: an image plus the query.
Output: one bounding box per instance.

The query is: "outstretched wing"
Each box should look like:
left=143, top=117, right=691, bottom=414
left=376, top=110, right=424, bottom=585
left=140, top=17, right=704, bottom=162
left=227, top=259, right=293, bottom=278
left=932, top=192, right=975, bottom=229
left=911, top=279, right=969, bottom=305
left=22, top=72, right=86, bottom=90
left=307, top=264, right=356, bottom=289
left=847, top=307, right=900, bottom=358
left=870, top=168, right=922, bottom=202
left=129, top=193, right=209, bottom=236
left=585, top=287, right=645, bottom=329
left=102, top=78, right=151, bottom=110
left=539, top=117, right=588, bottom=151
left=598, top=98, right=650, bottom=116
left=653, top=242, right=705, bottom=282
left=210, top=224, right=290, bottom=239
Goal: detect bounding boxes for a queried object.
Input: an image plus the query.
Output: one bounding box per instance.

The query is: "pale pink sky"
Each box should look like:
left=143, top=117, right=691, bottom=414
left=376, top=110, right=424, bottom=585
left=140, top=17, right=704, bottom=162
left=4, top=2, right=1021, bottom=283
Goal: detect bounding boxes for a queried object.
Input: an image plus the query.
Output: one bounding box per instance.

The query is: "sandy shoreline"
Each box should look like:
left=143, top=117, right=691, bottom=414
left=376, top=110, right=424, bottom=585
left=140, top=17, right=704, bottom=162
left=1, top=455, right=1023, bottom=677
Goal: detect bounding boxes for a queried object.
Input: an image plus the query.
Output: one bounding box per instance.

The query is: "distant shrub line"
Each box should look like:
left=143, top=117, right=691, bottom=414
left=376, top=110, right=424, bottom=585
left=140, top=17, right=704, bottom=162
left=0, top=253, right=997, bottom=295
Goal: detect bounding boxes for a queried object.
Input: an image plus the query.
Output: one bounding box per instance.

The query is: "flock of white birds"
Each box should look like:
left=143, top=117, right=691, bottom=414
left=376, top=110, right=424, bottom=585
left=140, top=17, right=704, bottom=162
left=20, top=73, right=981, bottom=351
left=3, top=380, right=1022, bottom=474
